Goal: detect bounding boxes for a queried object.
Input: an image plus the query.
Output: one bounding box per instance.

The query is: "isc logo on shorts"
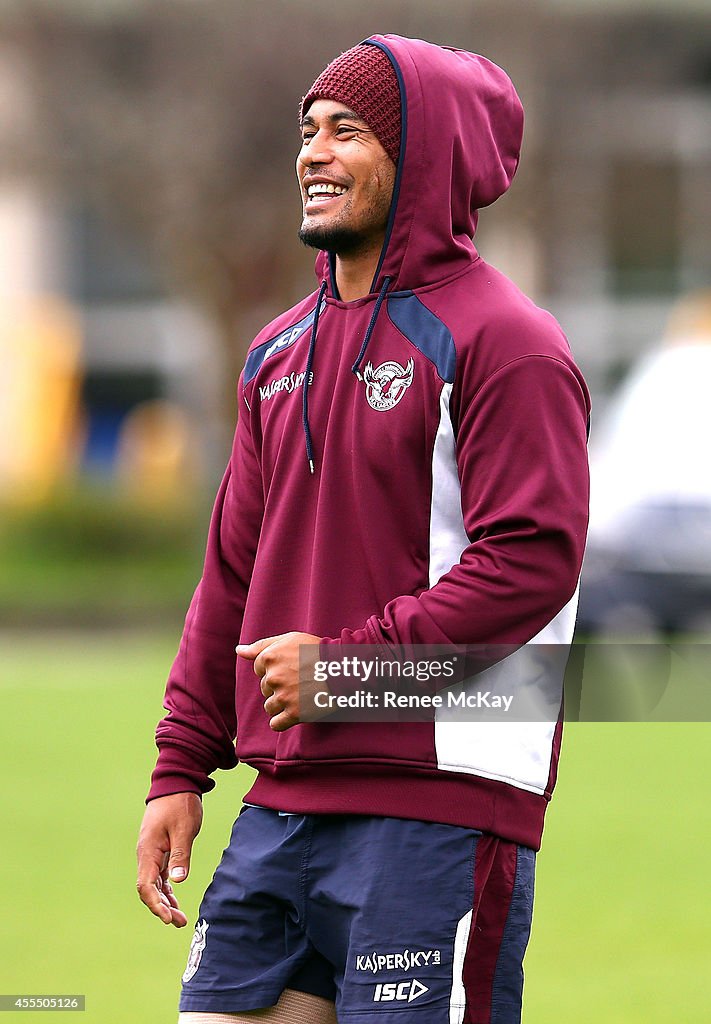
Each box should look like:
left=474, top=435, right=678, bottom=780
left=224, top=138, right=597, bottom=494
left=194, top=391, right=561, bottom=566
left=373, top=979, right=429, bottom=1003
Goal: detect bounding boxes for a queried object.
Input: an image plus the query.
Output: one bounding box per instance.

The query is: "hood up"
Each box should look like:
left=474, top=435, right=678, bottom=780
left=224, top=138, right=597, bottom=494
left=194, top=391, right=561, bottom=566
left=315, top=34, right=524, bottom=295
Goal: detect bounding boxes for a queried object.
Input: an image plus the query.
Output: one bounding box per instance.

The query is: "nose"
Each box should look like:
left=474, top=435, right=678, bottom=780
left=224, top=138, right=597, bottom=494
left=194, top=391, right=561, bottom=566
left=298, top=130, right=335, bottom=168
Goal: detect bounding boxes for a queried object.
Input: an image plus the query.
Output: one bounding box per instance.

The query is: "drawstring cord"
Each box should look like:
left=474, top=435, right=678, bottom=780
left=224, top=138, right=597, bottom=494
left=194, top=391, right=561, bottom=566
left=302, top=280, right=328, bottom=474
left=302, top=275, right=392, bottom=473
left=351, top=276, right=392, bottom=379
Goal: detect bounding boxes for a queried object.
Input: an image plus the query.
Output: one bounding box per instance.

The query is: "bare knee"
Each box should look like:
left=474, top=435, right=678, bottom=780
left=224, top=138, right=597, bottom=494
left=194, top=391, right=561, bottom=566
left=178, top=988, right=337, bottom=1024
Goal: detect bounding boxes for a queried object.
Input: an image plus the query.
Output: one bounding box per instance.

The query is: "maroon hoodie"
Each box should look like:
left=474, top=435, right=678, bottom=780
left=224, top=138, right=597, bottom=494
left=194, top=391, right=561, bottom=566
left=148, top=35, right=590, bottom=850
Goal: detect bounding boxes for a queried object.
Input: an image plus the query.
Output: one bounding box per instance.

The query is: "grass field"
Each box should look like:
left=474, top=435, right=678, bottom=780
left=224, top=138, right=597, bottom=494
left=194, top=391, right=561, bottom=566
left=1, top=630, right=709, bottom=1023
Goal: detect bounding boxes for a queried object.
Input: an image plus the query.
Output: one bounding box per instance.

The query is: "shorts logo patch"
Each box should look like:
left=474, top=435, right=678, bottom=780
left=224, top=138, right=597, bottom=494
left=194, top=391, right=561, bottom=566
left=373, top=979, right=429, bottom=1003
left=182, top=919, right=209, bottom=984
left=363, top=359, right=414, bottom=411
left=356, top=948, right=441, bottom=973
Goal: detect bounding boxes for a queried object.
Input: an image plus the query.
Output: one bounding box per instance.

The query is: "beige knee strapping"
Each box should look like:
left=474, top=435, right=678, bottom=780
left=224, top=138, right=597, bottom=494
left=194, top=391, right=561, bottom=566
left=178, top=987, right=338, bottom=1024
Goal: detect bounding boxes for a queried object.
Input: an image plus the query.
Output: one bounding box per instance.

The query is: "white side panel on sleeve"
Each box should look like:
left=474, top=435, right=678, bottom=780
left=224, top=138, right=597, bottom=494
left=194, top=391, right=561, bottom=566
left=429, top=384, right=470, bottom=588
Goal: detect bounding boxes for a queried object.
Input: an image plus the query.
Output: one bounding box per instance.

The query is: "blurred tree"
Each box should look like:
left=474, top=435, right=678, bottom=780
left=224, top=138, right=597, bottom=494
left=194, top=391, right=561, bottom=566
left=19, top=0, right=326, bottom=438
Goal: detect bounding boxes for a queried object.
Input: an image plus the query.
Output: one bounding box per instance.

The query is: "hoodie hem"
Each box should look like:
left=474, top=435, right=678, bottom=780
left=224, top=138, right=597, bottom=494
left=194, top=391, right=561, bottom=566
left=243, top=763, right=546, bottom=850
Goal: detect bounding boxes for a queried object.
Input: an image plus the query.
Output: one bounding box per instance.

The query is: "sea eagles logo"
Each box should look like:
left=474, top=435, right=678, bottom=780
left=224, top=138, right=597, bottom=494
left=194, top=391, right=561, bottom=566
left=363, top=358, right=415, bottom=411
left=182, top=919, right=209, bottom=983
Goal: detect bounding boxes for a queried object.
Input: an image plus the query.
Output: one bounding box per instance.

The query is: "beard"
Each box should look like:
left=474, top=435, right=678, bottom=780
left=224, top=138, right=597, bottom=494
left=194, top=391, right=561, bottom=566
left=298, top=220, right=372, bottom=255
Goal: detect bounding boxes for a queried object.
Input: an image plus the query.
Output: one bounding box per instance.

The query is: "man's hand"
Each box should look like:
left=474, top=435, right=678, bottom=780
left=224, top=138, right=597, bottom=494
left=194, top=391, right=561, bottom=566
left=236, top=631, right=322, bottom=731
left=136, top=792, right=203, bottom=927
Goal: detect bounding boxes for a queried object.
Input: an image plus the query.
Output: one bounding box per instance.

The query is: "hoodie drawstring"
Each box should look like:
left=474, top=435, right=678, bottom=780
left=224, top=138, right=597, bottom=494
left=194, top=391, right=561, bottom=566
left=302, top=280, right=328, bottom=474
left=351, top=276, right=392, bottom=379
left=302, top=275, right=392, bottom=474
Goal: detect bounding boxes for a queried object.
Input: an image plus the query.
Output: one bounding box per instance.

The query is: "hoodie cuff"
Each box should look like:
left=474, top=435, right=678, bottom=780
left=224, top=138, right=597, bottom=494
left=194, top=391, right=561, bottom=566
left=146, top=761, right=215, bottom=803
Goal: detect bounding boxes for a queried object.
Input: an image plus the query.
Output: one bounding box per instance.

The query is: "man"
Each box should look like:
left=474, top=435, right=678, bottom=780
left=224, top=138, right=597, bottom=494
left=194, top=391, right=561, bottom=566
left=136, top=34, right=590, bottom=1024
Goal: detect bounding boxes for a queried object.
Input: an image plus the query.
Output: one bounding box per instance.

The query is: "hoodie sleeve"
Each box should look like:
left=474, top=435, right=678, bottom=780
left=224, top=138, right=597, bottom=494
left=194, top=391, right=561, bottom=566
left=322, top=350, right=590, bottom=653
left=146, top=375, right=264, bottom=801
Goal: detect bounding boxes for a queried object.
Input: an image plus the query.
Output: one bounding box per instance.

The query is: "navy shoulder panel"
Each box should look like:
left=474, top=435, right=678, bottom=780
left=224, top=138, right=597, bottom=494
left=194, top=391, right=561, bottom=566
left=386, top=294, right=456, bottom=383
left=244, top=300, right=324, bottom=384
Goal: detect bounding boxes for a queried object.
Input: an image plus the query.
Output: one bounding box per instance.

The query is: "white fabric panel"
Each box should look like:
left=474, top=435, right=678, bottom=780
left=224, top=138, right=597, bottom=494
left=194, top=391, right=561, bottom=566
left=429, top=383, right=469, bottom=588
left=428, top=384, right=580, bottom=796
left=448, top=909, right=473, bottom=1024
left=434, top=589, right=578, bottom=796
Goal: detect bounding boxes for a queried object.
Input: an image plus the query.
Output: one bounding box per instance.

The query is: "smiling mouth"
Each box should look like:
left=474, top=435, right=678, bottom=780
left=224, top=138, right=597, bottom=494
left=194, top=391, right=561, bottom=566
left=304, top=182, right=349, bottom=206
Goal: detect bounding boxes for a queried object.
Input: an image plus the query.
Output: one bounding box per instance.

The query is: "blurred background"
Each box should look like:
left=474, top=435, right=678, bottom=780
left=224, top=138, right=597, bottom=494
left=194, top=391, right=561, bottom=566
left=2, top=0, right=711, bottom=630
left=1, top=1, right=710, bottom=1022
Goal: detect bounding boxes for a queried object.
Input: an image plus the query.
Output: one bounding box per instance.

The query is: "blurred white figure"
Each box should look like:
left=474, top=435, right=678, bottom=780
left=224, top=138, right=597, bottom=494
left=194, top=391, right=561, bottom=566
left=582, top=291, right=711, bottom=633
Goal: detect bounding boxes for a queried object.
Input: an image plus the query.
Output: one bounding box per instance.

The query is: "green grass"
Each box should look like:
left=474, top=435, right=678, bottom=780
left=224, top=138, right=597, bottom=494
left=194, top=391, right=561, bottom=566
left=0, top=630, right=254, bottom=1023
left=0, top=632, right=709, bottom=1022
left=526, top=724, right=710, bottom=1022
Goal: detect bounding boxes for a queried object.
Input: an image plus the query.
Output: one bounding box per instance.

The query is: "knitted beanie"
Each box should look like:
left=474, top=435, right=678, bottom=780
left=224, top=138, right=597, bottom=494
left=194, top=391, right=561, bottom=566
left=300, top=43, right=401, bottom=166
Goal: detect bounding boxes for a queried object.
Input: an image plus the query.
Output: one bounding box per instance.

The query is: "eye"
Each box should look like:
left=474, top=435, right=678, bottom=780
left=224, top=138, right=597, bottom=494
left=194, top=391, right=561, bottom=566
left=335, top=125, right=359, bottom=138
left=301, top=131, right=316, bottom=144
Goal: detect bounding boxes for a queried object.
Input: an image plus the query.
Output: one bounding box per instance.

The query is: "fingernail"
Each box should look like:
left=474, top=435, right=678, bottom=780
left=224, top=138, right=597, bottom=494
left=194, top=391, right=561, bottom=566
left=170, top=866, right=186, bottom=881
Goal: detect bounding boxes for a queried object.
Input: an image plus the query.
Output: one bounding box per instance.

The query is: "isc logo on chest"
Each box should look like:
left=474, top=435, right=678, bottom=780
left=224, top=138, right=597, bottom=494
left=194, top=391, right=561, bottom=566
left=372, top=979, right=429, bottom=1003
left=264, top=326, right=302, bottom=360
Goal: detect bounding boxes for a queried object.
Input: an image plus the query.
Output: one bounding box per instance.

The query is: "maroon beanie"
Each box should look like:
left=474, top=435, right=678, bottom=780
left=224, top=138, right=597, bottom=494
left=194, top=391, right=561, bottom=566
left=300, top=43, right=402, bottom=166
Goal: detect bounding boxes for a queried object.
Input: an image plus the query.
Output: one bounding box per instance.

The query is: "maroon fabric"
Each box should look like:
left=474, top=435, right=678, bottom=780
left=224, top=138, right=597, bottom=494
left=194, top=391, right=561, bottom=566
left=243, top=762, right=548, bottom=851
left=148, top=260, right=589, bottom=845
left=301, top=43, right=401, bottom=165
left=148, top=37, right=590, bottom=852
left=463, top=838, right=518, bottom=1024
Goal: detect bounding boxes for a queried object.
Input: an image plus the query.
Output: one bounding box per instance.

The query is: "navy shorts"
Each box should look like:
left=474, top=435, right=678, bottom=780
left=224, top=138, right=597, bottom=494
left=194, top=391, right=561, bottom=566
left=179, top=806, right=535, bottom=1023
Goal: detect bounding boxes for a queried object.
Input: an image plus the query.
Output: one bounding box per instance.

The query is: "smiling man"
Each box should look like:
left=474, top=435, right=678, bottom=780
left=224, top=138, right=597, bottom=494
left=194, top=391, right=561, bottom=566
left=297, top=100, right=397, bottom=297
left=136, top=36, right=590, bottom=1024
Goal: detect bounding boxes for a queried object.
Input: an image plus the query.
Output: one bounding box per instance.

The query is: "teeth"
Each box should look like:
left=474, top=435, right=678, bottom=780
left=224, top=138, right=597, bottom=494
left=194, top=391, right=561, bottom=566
left=307, top=183, right=347, bottom=197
